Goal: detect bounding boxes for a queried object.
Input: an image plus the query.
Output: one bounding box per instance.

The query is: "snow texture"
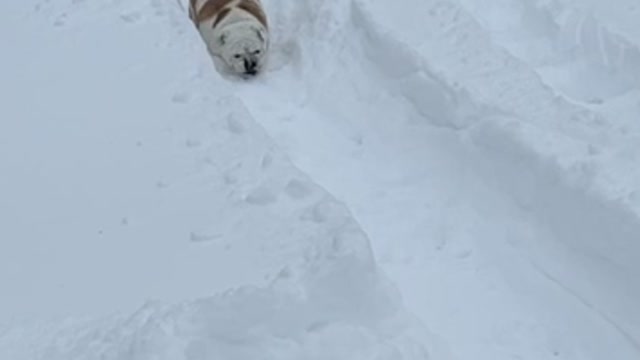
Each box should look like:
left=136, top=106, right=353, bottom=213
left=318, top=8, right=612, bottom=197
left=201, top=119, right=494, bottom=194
left=0, top=0, right=639, bottom=359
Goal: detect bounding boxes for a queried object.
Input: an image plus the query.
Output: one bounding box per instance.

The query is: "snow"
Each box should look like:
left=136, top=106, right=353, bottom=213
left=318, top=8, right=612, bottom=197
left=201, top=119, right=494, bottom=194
left=1, top=0, right=639, bottom=359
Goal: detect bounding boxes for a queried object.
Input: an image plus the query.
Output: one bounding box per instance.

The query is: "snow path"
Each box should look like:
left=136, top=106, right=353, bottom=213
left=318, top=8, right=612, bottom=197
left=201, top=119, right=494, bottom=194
left=1, top=0, right=639, bottom=359
left=233, top=0, right=640, bottom=359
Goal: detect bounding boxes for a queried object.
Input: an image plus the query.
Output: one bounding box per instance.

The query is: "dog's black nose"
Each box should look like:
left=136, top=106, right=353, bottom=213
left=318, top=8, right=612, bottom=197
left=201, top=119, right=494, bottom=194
left=244, top=59, right=257, bottom=75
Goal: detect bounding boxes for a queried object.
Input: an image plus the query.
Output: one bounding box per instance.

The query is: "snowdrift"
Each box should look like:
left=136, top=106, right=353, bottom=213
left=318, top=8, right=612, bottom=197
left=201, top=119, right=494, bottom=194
left=1, top=0, right=639, bottom=359
left=232, top=0, right=640, bottom=358
left=0, top=0, right=450, bottom=359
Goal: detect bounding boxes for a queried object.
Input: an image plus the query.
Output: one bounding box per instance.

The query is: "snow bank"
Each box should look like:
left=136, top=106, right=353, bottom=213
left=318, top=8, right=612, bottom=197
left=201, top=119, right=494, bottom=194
left=2, top=0, right=639, bottom=358
left=349, top=0, right=640, bottom=351
left=0, top=0, right=449, bottom=359
left=230, top=0, right=640, bottom=358
left=1, top=254, right=437, bottom=360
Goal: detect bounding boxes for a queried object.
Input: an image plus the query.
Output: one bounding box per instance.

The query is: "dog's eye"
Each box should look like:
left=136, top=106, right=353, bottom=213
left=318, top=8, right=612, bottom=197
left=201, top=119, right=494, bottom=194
left=233, top=54, right=242, bottom=59
left=253, top=50, right=261, bottom=55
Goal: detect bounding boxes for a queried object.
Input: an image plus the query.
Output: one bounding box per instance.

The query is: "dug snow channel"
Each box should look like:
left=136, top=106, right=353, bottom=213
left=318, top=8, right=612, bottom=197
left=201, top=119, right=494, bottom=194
left=0, top=0, right=639, bottom=359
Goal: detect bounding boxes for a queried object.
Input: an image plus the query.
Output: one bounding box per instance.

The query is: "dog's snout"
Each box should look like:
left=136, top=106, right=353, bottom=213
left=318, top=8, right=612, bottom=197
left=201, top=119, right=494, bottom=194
left=244, top=58, right=258, bottom=75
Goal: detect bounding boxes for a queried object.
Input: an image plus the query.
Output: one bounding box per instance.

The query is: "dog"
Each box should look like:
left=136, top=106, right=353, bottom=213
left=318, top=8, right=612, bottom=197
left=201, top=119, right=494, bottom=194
left=189, top=0, right=269, bottom=77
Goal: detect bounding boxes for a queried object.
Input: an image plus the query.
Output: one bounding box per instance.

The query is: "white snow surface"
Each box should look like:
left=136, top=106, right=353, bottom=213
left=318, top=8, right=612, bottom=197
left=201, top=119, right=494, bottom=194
left=1, top=0, right=639, bottom=359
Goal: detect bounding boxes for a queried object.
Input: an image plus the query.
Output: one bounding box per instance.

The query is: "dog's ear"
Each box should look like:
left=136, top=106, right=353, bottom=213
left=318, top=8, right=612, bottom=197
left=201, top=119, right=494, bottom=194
left=251, top=25, right=265, bottom=42
left=255, top=28, right=264, bottom=42
left=218, top=32, right=228, bottom=46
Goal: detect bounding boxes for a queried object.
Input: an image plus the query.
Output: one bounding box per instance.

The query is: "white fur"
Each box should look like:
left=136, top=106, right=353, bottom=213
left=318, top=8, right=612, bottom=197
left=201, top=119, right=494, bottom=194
left=191, top=0, right=269, bottom=77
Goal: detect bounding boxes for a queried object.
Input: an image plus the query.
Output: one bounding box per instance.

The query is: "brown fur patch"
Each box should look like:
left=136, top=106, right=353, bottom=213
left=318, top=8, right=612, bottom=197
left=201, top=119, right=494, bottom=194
left=189, top=0, right=268, bottom=30
left=237, top=0, right=268, bottom=28
left=193, top=0, right=235, bottom=25
left=213, top=7, right=232, bottom=28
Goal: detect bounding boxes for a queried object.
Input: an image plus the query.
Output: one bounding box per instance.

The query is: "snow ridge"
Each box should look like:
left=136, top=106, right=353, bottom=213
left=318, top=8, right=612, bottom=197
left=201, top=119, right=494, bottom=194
left=0, top=0, right=450, bottom=359
left=1, top=0, right=639, bottom=359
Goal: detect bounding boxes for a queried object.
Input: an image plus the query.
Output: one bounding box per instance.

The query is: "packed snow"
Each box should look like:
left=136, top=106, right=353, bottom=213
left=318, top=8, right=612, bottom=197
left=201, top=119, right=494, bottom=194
left=1, top=0, right=639, bottom=359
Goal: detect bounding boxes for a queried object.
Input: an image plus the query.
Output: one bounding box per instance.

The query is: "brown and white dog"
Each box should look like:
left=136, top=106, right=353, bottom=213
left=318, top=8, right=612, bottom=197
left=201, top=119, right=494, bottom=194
left=189, top=0, right=269, bottom=77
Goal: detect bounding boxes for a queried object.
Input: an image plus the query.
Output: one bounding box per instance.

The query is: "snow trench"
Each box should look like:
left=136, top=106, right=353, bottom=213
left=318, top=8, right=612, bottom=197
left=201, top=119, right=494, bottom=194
left=350, top=0, right=640, bottom=354
left=234, top=0, right=640, bottom=358
left=1, top=0, right=639, bottom=359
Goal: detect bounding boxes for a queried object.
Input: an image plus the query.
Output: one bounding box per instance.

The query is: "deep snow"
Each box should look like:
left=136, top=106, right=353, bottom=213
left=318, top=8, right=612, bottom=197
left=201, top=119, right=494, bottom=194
left=1, top=0, right=639, bottom=359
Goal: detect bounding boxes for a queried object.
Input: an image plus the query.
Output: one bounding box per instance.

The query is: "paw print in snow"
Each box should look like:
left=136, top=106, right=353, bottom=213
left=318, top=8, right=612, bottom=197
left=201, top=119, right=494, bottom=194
left=120, top=11, right=143, bottom=24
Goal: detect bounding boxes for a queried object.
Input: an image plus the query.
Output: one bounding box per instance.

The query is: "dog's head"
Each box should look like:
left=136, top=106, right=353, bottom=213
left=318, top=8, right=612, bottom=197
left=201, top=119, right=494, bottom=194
left=217, top=21, right=268, bottom=77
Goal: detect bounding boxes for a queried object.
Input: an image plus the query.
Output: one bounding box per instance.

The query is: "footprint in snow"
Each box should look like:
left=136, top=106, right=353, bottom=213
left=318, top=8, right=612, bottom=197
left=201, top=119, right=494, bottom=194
left=284, top=179, right=313, bottom=199
left=300, top=199, right=343, bottom=224
left=53, top=13, right=66, bottom=27
left=120, top=12, right=143, bottom=24
left=34, top=0, right=50, bottom=13
left=185, top=138, right=202, bottom=148
left=150, top=0, right=165, bottom=16
left=245, top=187, right=277, bottom=205
left=261, top=152, right=273, bottom=169
left=226, top=113, right=246, bottom=134
left=223, top=173, right=238, bottom=185
left=189, top=232, right=222, bottom=243
left=171, top=92, right=191, bottom=104
left=454, top=248, right=473, bottom=259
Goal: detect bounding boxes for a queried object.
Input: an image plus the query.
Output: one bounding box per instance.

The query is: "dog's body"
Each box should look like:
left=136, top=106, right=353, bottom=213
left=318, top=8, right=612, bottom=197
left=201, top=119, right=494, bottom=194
left=189, top=0, right=269, bottom=76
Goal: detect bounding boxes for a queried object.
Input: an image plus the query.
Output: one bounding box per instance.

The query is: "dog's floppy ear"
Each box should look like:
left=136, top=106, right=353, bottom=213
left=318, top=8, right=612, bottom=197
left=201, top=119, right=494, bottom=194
left=218, top=32, right=228, bottom=46
left=251, top=25, right=265, bottom=42
left=255, top=28, right=264, bottom=42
